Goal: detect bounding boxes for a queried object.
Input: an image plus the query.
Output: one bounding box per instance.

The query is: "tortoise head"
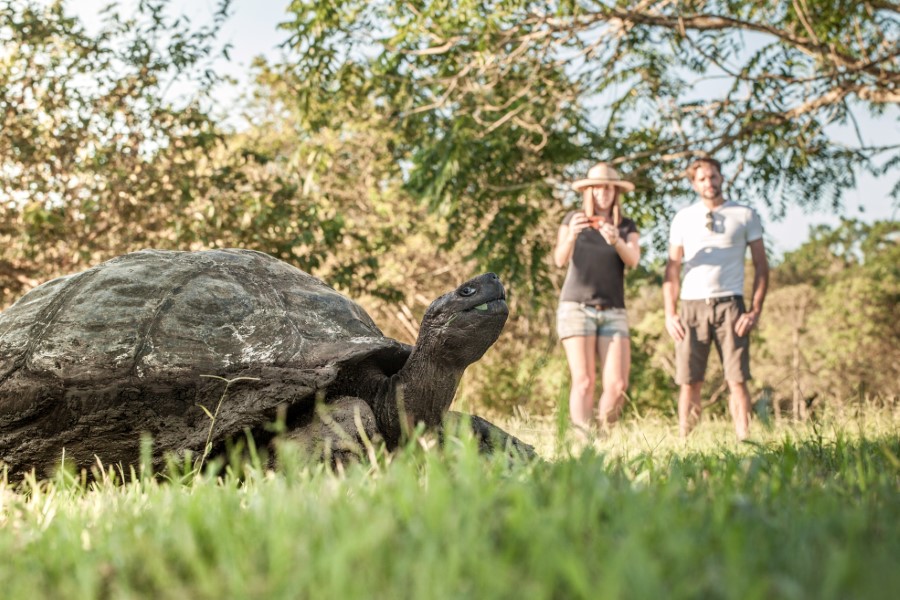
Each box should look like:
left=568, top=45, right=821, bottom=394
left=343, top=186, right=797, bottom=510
left=417, top=273, right=509, bottom=368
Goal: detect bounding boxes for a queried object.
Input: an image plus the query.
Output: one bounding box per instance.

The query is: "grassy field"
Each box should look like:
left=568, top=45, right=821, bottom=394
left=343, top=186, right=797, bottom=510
left=1, top=408, right=898, bottom=599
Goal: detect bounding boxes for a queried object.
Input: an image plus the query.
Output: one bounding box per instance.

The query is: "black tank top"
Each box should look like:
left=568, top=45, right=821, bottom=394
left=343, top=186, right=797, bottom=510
left=559, top=211, right=638, bottom=308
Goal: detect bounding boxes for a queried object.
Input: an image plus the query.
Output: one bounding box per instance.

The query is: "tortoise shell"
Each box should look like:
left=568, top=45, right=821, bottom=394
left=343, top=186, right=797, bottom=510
left=0, top=249, right=409, bottom=473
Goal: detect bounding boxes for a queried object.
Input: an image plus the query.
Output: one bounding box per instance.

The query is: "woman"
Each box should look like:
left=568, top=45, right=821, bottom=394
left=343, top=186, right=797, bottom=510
left=553, top=162, right=641, bottom=436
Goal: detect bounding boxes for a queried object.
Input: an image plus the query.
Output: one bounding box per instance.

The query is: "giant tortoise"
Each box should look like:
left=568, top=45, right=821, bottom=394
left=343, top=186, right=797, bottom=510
left=0, top=249, right=534, bottom=476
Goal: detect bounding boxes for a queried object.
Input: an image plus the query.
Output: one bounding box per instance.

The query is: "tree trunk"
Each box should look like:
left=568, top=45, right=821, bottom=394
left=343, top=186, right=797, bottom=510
left=791, top=302, right=808, bottom=421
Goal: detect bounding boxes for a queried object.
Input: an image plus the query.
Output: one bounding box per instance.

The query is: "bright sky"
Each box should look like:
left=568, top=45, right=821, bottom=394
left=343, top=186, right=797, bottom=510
left=53, top=1, right=900, bottom=255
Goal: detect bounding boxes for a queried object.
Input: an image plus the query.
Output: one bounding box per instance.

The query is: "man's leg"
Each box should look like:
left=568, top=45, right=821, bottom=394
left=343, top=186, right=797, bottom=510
left=675, top=301, right=709, bottom=438
left=679, top=382, right=703, bottom=438
left=717, top=298, right=753, bottom=440
left=727, top=381, right=751, bottom=440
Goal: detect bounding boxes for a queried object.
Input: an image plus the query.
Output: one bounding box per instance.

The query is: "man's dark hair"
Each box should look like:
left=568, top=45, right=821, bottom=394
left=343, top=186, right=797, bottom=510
left=685, top=157, right=722, bottom=181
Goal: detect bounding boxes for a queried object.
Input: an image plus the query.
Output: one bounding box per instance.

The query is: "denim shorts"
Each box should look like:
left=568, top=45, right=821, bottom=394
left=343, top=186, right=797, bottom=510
left=556, top=301, right=630, bottom=340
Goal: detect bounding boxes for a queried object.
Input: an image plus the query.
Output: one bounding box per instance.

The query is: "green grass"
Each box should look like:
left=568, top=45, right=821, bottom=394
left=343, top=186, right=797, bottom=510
left=1, top=411, right=898, bottom=599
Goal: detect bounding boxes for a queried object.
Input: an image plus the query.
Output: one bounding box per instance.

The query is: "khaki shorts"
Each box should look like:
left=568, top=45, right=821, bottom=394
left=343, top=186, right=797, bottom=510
left=556, top=301, right=630, bottom=340
left=675, top=296, right=751, bottom=384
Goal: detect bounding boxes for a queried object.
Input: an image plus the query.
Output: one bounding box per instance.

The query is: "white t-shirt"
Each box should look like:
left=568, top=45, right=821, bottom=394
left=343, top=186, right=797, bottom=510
left=669, top=200, right=764, bottom=300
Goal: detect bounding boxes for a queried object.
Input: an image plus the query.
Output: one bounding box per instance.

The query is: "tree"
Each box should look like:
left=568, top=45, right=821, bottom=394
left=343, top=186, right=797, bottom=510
left=0, top=0, right=401, bottom=306
left=756, top=219, right=899, bottom=410
left=757, top=283, right=816, bottom=419
left=0, top=0, right=233, bottom=303
left=281, top=0, right=899, bottom=292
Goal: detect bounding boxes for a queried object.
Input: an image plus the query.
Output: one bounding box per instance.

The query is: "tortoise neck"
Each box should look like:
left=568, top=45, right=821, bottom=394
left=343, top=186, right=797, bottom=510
left=372, top=346, right=464, bottom=448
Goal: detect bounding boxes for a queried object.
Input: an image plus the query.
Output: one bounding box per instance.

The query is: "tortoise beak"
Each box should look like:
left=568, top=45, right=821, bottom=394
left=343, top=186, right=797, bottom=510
left=466, top=298, right=508, bottom=315
left=460, top=273, right=507, bottom=314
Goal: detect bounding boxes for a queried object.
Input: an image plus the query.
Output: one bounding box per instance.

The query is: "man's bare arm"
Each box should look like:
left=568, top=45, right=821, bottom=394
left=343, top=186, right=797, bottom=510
left=735, top=238, right=769, bottom=336
left=663, top=245, right=685, bottom=342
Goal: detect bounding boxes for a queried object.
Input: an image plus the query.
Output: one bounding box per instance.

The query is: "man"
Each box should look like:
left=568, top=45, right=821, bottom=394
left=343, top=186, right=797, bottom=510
left=663, top=157, right=769, bottom=440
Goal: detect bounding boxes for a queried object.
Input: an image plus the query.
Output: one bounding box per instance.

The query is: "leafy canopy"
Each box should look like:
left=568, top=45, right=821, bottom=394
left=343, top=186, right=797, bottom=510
left=280, top=0, right=899, bottom=289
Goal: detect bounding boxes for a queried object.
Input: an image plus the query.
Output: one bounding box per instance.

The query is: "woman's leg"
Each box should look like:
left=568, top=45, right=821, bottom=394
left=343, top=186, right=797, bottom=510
left=561, top=335, right=597, bottom=430
left=597, top=335, right=631, bottom=427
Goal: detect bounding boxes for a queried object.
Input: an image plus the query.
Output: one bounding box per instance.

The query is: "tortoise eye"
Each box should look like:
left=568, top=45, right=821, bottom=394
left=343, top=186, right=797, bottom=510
left=459, top=286, right=477, bottom=297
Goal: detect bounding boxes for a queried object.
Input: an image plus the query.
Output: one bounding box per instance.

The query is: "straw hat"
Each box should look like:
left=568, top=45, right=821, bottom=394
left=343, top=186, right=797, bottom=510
left=571, top=162, right=635, bottom=192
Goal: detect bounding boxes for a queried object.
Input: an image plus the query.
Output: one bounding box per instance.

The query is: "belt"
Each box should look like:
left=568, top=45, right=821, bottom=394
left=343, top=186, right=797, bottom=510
left=581, top=302, right=615, bottom=311
left=696, top=295, right=742, bottom=305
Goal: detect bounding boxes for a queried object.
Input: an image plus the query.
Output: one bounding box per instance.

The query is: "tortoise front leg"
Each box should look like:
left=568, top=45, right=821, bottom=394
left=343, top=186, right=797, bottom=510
left=281, top=396, right=382, bottom=466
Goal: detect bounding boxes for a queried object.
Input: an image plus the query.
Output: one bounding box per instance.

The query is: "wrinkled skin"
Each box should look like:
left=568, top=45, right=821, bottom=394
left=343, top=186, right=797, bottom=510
left=277, top=271, right=536, bottom=465
left=0, top=249, right=535, bottom=477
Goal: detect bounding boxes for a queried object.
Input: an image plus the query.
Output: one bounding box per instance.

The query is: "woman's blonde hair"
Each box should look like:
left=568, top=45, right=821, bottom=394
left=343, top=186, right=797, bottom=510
left=582, top=186, right=621, bottom=226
